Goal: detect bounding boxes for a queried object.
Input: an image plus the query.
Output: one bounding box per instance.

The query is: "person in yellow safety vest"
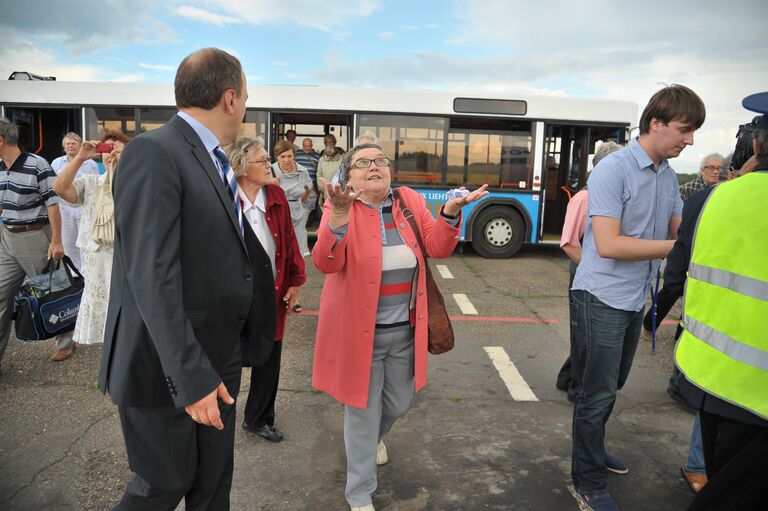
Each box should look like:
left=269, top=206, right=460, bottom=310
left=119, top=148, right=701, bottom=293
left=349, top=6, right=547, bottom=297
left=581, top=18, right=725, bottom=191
left=675, top=91, right=768, bottom=511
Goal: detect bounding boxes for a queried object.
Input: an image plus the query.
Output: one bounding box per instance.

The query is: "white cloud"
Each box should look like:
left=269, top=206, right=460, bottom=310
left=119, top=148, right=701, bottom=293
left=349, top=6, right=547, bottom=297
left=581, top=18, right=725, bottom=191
left=174, top=5, right=243, bottom=27
left=139, top=63, right=175, bottom=72
left=377, top=31, right=396, bottom=39
left=0, top=1, right=176, bottom=55
left=202, top=0, right=380, bottom=31
left=0, top=41, right=102, bottom=81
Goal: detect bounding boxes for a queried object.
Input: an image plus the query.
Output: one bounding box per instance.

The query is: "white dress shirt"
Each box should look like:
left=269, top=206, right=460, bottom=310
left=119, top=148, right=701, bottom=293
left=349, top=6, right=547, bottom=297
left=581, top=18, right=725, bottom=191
left=238, top=186, right=277, bottom=279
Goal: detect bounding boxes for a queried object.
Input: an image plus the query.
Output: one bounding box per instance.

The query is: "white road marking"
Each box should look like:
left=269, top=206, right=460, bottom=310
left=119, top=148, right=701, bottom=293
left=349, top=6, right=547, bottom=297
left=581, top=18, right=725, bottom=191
left=436, top=264, right=454, bottom=279
left=452, top=293, right=477, bottom=315
left=483, top=347, right=539, bottom=401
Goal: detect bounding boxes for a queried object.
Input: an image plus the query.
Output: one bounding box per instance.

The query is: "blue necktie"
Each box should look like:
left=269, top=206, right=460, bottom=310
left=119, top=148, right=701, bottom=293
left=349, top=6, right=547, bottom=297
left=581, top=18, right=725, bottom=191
left=213, top=147, right=243, bottom=235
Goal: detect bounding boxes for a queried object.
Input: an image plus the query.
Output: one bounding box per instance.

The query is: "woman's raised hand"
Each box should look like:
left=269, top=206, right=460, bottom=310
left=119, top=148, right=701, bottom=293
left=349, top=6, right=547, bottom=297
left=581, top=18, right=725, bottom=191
left=318, top=177, right=363, bottom=214
left=443, top=184, right=490, bottom=216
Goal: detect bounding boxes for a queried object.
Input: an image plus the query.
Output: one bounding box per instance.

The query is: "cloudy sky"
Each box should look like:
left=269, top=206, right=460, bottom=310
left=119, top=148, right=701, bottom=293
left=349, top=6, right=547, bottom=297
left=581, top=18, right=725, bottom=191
left=2, top=0, right=766, bottom=174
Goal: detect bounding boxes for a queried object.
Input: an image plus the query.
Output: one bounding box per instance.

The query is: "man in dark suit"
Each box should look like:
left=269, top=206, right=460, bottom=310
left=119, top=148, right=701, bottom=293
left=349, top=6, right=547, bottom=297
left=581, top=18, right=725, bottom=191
left=100, top=48, right=275, bottom=510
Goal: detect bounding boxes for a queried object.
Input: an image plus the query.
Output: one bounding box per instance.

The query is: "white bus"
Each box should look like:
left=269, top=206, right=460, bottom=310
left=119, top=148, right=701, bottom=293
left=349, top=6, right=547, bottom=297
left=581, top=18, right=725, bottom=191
left=0, top=79, right=637, bottom=258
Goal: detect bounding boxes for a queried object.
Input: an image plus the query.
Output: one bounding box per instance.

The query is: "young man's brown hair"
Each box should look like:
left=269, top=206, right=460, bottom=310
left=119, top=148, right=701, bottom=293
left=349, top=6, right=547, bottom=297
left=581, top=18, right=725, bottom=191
left=639, top=84, right=706, bottom=134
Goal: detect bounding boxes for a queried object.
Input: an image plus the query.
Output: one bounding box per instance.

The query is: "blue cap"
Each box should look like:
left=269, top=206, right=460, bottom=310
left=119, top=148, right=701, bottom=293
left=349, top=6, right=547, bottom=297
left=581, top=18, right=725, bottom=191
left=742, top=92, right=768, bottom=130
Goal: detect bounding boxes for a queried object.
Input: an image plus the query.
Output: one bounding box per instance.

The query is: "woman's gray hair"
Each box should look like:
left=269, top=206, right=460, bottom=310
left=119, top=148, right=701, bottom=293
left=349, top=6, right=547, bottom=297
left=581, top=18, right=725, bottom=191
left=592, top=141, right=623, bottom=166
left=227, top=136, right=265, bottom=177
left=339, top=143, right=385, bottom=182
left=61, top=132, right=82, bottom=146
left=0, top=117, right=19, bottom=146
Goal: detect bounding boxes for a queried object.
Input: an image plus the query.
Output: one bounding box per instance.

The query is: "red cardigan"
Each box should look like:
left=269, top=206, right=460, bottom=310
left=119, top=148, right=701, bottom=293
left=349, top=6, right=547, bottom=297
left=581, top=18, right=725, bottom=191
left=311, top=187, right=460, bottom=408
left=260, top=184, right=307, bottom=340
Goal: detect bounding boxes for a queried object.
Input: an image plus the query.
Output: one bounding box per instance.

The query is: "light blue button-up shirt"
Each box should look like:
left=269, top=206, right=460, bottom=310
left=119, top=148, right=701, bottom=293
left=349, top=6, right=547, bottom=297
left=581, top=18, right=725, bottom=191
left=572, top=138, right=683, bottom=311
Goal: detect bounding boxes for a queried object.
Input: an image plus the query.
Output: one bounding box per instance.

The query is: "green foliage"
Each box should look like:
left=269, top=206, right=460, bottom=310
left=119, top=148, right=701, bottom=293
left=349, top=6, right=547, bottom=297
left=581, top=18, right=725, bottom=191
left=677, top=173, right=698, bottom=186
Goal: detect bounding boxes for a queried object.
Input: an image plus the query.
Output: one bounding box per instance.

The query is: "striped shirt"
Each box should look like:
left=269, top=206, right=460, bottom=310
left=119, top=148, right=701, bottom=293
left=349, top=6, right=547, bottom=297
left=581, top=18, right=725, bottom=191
left=376, top=200, right=418, bottom=331
left=0, top=152, right=59, bottom=226
left=295, top=149, right=320, bottom=183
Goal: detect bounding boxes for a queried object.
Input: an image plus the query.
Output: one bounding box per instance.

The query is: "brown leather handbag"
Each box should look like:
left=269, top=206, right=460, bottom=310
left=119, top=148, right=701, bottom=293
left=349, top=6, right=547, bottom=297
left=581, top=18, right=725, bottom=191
left=394, top=189, right=455, bottom=354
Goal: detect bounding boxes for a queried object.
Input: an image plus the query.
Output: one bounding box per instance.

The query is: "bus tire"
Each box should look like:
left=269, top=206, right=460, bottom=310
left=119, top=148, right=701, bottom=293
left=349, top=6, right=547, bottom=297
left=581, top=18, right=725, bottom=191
left=471, top=206, right=526, bottom=259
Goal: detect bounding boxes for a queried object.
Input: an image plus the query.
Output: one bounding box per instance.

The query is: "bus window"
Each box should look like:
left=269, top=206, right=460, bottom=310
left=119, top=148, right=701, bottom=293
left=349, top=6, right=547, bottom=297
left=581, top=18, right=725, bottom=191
left=138, top=108, right=176, bottom=132
left=86, top=107, right=137, bottom=139
left=358, top=114, right=445, bottom=186
left=447, top=118, right=532, bottom=189
left=241, top=110, right=269, bottom=140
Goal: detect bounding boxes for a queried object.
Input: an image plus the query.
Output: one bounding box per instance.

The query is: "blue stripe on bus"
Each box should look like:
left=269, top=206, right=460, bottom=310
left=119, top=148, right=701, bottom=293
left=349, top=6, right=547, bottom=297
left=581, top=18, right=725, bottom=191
left=412, top=189, right=540, bottom=244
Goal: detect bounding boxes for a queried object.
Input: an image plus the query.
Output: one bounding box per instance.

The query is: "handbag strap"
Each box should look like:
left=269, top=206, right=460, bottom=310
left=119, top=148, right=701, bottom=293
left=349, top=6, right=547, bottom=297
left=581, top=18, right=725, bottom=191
left=393, top=188, right=428, bottom=263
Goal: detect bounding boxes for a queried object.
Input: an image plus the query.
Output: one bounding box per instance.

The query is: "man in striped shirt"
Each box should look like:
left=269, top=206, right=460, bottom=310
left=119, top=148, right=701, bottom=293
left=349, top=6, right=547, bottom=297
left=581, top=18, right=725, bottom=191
left=0, top=117, right=69, bottom=368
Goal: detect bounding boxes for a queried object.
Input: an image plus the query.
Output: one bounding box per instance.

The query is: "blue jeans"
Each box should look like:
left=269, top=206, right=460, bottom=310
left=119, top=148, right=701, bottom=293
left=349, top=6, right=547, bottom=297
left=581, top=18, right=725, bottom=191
left=570, top=290, right=643, bottom=494
left=684, top=413, right=706, bottom=474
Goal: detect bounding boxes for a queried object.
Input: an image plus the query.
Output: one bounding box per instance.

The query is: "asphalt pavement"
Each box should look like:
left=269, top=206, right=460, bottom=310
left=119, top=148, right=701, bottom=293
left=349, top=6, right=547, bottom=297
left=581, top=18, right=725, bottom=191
left=0, top=245, right=697, bottom=510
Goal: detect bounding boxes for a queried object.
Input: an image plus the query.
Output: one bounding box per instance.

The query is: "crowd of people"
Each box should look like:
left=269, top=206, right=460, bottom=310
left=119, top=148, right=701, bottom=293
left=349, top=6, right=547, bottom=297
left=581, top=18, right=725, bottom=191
left=0, top=47, right=765, bottom=511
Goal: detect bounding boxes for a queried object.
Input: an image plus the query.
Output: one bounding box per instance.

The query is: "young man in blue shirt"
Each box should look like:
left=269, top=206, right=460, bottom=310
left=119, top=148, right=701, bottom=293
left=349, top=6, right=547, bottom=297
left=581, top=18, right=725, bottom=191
left=570, top=84, right=705, bottom=511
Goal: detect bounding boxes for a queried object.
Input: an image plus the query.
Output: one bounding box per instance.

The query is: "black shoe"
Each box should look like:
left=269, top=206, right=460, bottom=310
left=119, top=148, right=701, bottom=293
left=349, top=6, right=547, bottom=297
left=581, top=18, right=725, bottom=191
left=242, top=422, right=283, bottom=442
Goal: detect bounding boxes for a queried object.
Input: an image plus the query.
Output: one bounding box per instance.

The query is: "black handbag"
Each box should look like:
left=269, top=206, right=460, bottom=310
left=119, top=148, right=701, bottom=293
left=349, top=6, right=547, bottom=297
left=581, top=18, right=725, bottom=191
left=12, top=256, right=85, bottom=341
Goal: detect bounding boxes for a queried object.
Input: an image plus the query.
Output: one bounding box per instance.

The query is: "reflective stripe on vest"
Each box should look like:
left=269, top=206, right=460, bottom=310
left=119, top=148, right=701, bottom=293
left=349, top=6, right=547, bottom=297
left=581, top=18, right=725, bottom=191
left=675, top=172, right=768, bottom=420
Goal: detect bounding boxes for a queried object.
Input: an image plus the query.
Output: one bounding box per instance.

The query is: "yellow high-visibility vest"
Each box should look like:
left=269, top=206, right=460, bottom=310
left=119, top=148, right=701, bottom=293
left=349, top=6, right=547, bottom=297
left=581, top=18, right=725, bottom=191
left=675, top=172, right=768, bottom=420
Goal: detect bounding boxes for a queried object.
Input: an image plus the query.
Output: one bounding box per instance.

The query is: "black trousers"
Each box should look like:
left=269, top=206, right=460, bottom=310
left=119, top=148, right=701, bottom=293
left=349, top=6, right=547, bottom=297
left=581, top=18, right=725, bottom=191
left=115, top=375, right=240, bottom=511
left=556, top=263, right=578, bottom=401
left=243, top=340, right=282, bottom=428
left=687, top=410, right=768, bottom=510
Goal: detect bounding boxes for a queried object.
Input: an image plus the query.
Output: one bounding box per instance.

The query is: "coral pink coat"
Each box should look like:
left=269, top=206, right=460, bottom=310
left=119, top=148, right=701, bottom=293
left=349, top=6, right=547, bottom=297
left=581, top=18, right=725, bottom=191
left=311, top=187, right=460, bottom=408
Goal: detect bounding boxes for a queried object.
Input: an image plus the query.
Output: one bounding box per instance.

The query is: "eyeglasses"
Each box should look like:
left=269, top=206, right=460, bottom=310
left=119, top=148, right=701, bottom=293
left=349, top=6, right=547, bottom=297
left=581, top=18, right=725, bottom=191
left=249, top=158, right=272, bottom=166
left=702, top=165, right=721, bottom=172
left=351, top=157, right=390, bottom=169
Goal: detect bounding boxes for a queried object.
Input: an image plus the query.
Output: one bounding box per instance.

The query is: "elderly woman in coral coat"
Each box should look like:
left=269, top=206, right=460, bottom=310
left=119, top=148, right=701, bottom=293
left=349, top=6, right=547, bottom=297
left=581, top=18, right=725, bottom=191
left=312, top=144, right=488, bottom=511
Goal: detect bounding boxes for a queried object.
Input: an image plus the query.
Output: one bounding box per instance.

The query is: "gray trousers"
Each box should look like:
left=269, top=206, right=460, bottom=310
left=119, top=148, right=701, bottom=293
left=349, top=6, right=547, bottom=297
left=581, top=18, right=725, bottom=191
left=0, top=225, right=72, bottom=362
left=344, top=327, right=415, bottom=507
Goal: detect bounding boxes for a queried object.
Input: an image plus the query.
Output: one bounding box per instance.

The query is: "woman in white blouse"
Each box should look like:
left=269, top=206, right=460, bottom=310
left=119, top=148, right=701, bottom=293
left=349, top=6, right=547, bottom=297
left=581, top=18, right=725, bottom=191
left=52, top=130, right=129, bottom=345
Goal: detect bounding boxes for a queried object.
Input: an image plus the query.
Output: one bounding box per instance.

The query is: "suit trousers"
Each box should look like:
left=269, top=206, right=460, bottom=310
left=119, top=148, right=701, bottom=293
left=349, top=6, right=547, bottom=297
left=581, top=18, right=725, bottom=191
left=114, top=375, right=241, bottom=511
left=243, top=340, right=282, bottom=428
left=344, top=327, right=415, bottom=507
left=0, top=226, right=52, bottom=362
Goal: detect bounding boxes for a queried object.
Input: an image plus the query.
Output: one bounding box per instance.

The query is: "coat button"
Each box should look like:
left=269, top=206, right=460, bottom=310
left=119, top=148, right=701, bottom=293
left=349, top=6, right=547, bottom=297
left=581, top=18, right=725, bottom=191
left=245, top=273, right=253, bottom=280
left=418, top=314, right=424, bottom=319
left=275, top=285, right=279, bottom=290
left=418, top=290, right=424, bottom=296
left=400, top=223, right=406, bottom=228
left=413, top=242, right=417, bottom=247
left=327, top=255, right=335, bottom=260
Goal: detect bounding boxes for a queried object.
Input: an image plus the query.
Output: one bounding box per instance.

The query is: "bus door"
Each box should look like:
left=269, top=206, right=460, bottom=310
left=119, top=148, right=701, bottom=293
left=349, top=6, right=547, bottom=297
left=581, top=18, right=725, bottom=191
left=541, top=124, right=590, bottom=239
left=270, top=112, right=352, bottom=157
left=4, top=106, right=82, bottom=164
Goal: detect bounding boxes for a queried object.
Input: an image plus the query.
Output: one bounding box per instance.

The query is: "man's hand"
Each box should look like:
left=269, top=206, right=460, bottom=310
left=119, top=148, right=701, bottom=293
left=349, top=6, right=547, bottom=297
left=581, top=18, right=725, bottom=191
left=184, top=382, right=235, bottom=430
left=48, top=240, right=64, bottom=260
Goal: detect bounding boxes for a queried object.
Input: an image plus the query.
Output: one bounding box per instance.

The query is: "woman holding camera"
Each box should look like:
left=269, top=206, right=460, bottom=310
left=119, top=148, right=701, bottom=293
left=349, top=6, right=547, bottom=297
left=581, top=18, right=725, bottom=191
left=52, top=129, right=130, bottom=345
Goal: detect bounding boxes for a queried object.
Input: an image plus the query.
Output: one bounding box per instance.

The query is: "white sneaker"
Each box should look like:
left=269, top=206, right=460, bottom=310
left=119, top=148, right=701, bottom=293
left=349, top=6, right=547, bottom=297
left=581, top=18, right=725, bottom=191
left=350, top=505, right=375, bottom=511
left=376, top=440, right=388, bottom=466
left=302, top=250, right=310, bottom=257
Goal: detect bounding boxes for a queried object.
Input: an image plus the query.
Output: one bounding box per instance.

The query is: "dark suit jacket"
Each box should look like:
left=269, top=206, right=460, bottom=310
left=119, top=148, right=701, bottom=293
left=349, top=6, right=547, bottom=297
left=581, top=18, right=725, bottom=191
left=99, top=114, right=275, bottom=408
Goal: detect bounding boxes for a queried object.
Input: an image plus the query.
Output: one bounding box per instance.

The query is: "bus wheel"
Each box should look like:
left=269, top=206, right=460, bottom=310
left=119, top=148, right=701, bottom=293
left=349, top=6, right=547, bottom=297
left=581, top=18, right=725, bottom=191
left=471, top=206, right=525, bottom=258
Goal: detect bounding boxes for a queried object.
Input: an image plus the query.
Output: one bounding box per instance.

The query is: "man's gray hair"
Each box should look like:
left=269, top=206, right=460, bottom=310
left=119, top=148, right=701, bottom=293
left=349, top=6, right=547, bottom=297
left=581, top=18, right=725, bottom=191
left=227, top=136, right=266, bottom=177
left=592, top=141, right=623, bottom=166
left=0, top=117, right=19, bottom=146
left=62, top=132, right=82, bottom=146
left=699, top=152, right=725, bottom=171
left=355, top=130, right=379, bottom=146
